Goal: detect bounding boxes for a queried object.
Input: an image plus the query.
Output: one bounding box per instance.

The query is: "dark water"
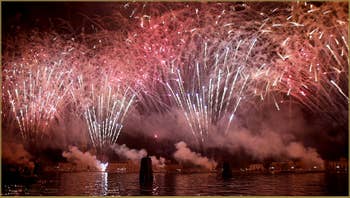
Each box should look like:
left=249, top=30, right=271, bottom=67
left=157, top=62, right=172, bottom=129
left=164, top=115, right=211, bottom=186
left=2, top=172, right=348, bottom=196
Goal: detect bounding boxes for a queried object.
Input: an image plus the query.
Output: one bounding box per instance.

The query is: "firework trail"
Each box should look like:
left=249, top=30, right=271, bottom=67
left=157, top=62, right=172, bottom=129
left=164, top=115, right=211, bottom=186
left=82, top=79, right=135, bottom=153
left=123, top=1, right=347, bottom=115
left=1, top=29, right=93, bottom=147
left=1, top=2, right=347, bottom=155
left=124, top=2, right=347, bottom=148
left=164, top=42, right=253, bottom=145
left=122, top=4, right=262, bottom=86
left=123, top=2, right=281, bottom=146
left=259, top=2, right=348, bottom=124
left=3, top=54, right=73, bottom=144
left=65, top=54, right=137, bottom=153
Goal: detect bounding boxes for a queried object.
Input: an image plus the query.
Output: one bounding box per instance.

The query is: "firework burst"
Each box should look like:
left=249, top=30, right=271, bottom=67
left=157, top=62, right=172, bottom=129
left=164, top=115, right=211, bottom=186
left=164, top=41, right=257, bottom=146
left=261, top=2, right=348, bottom=123
left=3, top=61, right=72, bottom=143
left=1, top=1, right=347, bottom=153
left=82, top=79, right=135, bottom=152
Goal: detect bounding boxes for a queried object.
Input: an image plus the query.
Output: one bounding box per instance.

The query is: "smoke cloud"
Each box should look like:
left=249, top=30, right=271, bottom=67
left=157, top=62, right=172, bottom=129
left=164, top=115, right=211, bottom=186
left=125, top=104, right=326, bottom=168
left=110, top=144, right=166, bottom=168
left=110, top=144, right=147, bottom=161
left=150, top=156, right=166, bottom=168
left=220, top=130, right=324, bottom=167
left=125, top=109, right=193, bottom=143
left=62, top=146, right=106, bottom=171
left=174, top=141, right=217, bottom=170
left=286, top=142, right=324, bottom=168
left=209, top=104, right=325, bottom=167
left=2, top=142, right=35, bottom=170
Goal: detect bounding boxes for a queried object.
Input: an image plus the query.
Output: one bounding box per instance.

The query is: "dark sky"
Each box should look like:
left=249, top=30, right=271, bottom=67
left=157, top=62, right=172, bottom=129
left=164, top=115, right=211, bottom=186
left=2, top=1, right=348, bottom=162
left=3, top=2, right=116, bottom=35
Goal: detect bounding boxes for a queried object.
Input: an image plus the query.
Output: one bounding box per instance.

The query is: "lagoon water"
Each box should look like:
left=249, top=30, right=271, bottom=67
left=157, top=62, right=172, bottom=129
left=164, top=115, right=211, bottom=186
left=2, top=172, right=348, bottom=196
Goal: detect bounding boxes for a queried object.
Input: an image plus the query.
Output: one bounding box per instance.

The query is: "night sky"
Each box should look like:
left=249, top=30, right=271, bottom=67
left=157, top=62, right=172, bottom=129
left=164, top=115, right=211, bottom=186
left=2, top=1, right=348, bottom=167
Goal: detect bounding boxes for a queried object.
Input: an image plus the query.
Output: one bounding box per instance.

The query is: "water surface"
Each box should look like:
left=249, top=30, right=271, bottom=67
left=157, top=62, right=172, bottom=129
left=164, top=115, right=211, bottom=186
left=2, top=172, right=348, bottom=196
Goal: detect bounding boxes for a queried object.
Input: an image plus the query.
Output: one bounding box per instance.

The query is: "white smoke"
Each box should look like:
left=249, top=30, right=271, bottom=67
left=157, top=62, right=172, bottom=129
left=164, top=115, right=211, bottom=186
left=62, top=146, right=107, bottom=171
left=173, top=141, right=217, bottom=170
left=126, top=107, right=326, bottom=169
left=286, top=142, right=324, bottom=168
left=110, top=144, right=147, bottom=161
left=217, top=128, right=325, bottom=168
left=111, top=144, right=166, bottom=168
left=151, top=156, right=166, bottom=168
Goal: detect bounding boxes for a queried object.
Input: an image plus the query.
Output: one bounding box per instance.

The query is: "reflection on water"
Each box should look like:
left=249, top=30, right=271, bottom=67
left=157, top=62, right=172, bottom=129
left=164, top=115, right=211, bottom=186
left=2, top=172, right=348, bottom=196
left=59, top=172, right=109, bottom=195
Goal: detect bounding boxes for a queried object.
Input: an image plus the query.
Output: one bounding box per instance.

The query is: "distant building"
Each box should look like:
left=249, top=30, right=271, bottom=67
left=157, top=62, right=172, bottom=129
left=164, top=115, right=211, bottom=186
left=269, top=161, right=297, bottom=172
left=107, top=162, right=129, bottom=173
left=108, top=160, right=174, bottom=173
left=270, top=161, right=294, bottom=170
left=248, top=163, right=265, bottom=172
left=165, top=163, right=183, bottom=173
left=268, top=160, right=326, bottom=173
left=325, top=158, right=348, bottom=172
left=57, top=162, right=99, bottom=172
left=107, top=161, right=139, bottom=173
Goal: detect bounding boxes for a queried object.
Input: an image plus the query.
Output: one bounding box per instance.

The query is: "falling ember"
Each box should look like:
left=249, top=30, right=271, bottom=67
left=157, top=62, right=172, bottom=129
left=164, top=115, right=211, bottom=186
left=273, top=96, right=280, bottom=111
left=330, top=80, right=349, bottom=101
